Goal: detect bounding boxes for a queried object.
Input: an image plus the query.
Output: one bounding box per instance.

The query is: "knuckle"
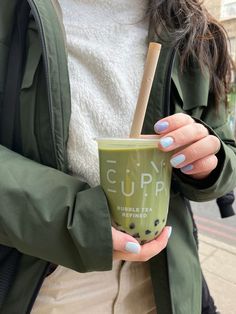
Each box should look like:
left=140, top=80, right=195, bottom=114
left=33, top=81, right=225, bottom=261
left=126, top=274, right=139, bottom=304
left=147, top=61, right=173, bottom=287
left=200, top=159, right=210, bottom=170
left=176, top=129, right=186, bottom=143
left=208, top=135, right=220, bottom=151
left=210, top=155, right=218, bottom=168
left=198, top=155, right=218, bottom=171
left=186, top=114, right=195, bottom=124
left=176, top=113, right=194, bottom=124
left=174, top=113, right=184, bottom=118
left=195, top=123, right=208, bottom=136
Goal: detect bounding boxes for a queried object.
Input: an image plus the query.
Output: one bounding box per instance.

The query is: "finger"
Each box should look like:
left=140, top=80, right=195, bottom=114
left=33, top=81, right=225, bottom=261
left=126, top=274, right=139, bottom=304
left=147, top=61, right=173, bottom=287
left=169, top=135, right=220, bottom=168
left=137, top=226, right=171, bottom=261
left=113, top=226, right=171, bottom=262
left=112, top=227, right=141, bottom=254
left=158, top=123, right=209, bottom=151
left=189, top=170, right=215, bottom=180
left=180, top=155, right=218, bottom=176
left=154, top=113, right=194, bottom=134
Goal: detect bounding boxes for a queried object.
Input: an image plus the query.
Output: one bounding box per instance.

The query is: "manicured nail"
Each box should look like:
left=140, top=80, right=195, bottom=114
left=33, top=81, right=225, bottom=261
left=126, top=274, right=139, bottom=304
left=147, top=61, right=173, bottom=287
left=125, top=242, right=141, bottom=254
left=160, top=137, right=174, bottom=148
left=170, top=154, right=186, bottom=167
left=154, top=121, right=169, bottom=133
left=181, top=164, right=194, bottom=173
left=168, top=227, right=172, bottom=239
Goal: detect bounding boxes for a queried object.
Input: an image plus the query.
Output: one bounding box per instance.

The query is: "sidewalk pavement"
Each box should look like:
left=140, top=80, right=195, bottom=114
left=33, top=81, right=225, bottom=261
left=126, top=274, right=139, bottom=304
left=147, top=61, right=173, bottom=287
left=199, top=234, right=236, bottom=314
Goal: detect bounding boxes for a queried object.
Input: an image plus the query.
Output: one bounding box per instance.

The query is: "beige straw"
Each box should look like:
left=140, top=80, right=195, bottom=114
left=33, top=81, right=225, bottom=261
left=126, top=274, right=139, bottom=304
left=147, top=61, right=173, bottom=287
left=130, top=42, right=162, bottom=137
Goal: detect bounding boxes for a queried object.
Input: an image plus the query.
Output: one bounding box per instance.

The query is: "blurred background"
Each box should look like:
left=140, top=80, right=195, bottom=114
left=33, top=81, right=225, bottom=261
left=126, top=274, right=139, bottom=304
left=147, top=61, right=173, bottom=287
left=205, top=0, right=236, bottom=132
left=191, top=0, right=236, bottom=246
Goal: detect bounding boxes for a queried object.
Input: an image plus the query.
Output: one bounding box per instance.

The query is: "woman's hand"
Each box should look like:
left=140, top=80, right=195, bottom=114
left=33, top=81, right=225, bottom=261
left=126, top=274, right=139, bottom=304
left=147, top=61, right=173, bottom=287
left=154, top=113, right=221, bottom=180
left=112, top=226, right=171, bottom=261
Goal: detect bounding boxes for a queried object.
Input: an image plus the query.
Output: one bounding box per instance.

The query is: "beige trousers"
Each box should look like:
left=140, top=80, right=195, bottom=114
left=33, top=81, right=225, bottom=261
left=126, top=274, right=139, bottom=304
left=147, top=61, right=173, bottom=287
left=31, top=261, right=156, bottom=314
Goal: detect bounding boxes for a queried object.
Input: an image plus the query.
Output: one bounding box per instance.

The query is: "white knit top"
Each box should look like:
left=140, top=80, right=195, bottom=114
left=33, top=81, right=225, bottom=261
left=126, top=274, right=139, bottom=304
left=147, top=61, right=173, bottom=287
left=58, top=0, right=149, bottom=186
left=31, top=2, right=156, bottom=313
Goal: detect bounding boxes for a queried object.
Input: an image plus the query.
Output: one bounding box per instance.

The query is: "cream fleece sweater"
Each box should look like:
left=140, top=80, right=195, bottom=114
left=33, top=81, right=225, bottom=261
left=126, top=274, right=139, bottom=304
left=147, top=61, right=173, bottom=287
left=31, top=3, right=157, bottom=314
left=58, top=0, right=149, bottom=187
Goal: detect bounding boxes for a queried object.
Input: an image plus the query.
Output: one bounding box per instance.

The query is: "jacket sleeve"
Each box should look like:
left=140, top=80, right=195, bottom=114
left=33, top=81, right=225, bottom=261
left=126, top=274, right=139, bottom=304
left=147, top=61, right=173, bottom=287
left=0, top=145, right=113, bottom=272
left=171, top=56, right=236, bottom=202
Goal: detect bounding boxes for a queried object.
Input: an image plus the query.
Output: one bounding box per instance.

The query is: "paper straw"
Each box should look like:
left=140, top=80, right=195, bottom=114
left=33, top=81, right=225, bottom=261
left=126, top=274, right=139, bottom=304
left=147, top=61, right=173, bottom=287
left=130, top=42, right=161, bottom=137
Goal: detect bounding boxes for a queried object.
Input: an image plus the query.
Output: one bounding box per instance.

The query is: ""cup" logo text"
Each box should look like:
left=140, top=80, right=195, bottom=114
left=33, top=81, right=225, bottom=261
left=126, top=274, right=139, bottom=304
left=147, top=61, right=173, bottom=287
left=105, top=159, right=166, bottom=197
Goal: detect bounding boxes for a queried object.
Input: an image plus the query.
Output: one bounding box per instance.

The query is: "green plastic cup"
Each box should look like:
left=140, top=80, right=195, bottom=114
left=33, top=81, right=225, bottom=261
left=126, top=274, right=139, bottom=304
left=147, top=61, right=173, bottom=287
left=97, top=136, right=172, bottom=243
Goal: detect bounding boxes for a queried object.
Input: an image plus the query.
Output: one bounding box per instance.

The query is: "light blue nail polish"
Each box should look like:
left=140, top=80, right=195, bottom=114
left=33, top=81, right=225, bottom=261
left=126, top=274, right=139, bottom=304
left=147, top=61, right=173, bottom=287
left=160, top=137, right=174, bottom=148
left=125, top=242, right=141, bottom=254
left=181, top=164, right=194, bottom=173
left=170, top=154, right=186, bottom=167
left=168, top=227, right=172, bottom=239
left=154, top=121, right=169, bottom=133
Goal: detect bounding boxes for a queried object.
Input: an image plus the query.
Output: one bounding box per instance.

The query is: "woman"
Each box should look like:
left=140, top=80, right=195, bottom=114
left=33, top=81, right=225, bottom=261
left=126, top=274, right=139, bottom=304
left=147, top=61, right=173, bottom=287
left=0, top=0, right=235, bottom=313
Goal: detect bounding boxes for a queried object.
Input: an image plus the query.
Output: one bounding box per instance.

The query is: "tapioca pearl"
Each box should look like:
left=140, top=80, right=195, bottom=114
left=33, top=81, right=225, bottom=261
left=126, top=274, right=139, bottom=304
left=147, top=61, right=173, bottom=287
left=154, top=219, right=159, bottom=226
left=132, top=233, right=140, bottom=238
left=155, top=231, right=159, bottom=236
left=162, top=218, right=165, bottom=223
left=145, top=230, right=152, bottom=235
left=129, top=223, right=135, bottom=229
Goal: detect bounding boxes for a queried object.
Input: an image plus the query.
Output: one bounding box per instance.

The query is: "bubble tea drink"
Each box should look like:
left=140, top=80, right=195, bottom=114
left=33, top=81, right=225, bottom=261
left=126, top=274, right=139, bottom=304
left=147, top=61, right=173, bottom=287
left=97, top=137, right=172, bottom=244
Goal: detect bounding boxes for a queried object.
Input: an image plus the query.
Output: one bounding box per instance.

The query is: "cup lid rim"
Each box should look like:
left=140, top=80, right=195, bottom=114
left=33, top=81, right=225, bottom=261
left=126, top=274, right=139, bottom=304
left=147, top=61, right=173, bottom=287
left=95, top=135, right=160, bottom=143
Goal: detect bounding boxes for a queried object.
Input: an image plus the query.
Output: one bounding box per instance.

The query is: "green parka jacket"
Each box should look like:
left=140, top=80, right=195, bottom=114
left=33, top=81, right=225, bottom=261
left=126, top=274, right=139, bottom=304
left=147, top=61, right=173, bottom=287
left=0, top=1, right=236, bottom=313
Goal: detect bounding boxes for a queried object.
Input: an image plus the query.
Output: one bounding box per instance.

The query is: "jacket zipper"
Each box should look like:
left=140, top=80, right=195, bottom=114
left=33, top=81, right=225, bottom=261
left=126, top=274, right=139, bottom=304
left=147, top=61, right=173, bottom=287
left=24, top=1, right=59, bottom=312
left=26, top=0, right=58, bottom=168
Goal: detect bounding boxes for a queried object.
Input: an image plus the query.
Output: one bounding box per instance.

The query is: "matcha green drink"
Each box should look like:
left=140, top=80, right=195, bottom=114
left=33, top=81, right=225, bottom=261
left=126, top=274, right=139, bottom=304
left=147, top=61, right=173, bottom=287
left=97, top=137, right=172, bottom=243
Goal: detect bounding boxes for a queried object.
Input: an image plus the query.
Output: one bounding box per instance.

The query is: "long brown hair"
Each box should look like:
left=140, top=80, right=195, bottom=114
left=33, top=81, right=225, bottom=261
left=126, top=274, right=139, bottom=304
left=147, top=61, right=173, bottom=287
left=148, top=0, right=234, bottom=107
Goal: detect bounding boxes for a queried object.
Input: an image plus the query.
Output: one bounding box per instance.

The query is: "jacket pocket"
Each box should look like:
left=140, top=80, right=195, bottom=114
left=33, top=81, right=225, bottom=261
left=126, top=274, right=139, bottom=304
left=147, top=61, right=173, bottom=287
left=0, top=42, right=9, bottom=93
left=19, top=22, right=43, bottom=163
left=21, top=28, right=42, bottom=90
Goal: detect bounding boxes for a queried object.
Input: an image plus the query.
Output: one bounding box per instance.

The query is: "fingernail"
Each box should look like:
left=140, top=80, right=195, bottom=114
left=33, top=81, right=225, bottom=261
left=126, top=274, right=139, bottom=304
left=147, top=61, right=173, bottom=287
left=170, top=154, right=186, bottom=167
left=181, top=164, right=194, bottom=173
left=160, top=137, right=174, bottom=148
left=154, top=121, right=169, bottom=133
left=168, top=227, right=172, bottom=239
left=125, top=242, right=141, bottom=254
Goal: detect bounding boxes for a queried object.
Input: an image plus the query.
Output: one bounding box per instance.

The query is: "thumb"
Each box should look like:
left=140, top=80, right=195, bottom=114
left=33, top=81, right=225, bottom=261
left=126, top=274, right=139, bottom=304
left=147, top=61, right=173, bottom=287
left=112, top=227, right=141, bottom=254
